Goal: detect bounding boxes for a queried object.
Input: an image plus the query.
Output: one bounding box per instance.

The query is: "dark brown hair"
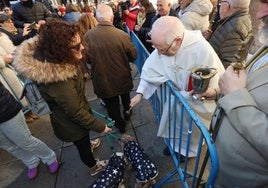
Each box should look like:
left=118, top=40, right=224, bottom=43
left=139, top=0, right=155, bottom=13
left=34, top=19, right=80, bottom=64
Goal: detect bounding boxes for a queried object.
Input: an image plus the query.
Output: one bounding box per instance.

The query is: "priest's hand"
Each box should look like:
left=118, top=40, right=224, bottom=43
left=130, top=93, right=143, bottom=108
left=194, top=88, right=218, bottom=100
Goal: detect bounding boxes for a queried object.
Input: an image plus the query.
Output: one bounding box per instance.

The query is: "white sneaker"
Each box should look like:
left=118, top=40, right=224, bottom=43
left=89, top=159, right=109, bottom=176
left=90, top=138, right=101, bottom=152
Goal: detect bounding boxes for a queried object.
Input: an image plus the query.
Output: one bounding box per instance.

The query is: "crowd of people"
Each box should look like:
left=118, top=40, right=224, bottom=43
left=0, top=0, right=268, bottom=187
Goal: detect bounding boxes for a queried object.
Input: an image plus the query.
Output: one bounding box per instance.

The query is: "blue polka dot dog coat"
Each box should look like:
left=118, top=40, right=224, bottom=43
left=123, top=141, right=158, bottom=184
left=89, top=152, right=125, bottom=188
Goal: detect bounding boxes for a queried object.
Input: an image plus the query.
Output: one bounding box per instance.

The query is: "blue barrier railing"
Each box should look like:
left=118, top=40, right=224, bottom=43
left=130, top=31, right=219, bottom=188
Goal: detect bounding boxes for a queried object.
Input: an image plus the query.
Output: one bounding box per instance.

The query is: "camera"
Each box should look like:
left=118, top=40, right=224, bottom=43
left=119, top=0, right=130, bottom=11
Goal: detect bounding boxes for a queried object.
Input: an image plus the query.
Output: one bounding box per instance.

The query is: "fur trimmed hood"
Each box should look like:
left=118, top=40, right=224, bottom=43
left=12, top=37, right=79, bottom=84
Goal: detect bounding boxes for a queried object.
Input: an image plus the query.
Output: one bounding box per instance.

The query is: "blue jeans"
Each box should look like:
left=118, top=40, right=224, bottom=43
left=0, top=111, right=56, bottom=168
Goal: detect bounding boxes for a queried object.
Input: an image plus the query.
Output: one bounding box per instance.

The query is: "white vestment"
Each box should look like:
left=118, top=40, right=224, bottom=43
left=136, top=30, right=225, bottom=157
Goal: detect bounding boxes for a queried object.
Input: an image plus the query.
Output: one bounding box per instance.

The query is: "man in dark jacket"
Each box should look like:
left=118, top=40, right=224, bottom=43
left=83, top=4, right=137, bottom=133
left=203, top=0, right=253, bottom=68
left=11, top=0, right=52, bottom=29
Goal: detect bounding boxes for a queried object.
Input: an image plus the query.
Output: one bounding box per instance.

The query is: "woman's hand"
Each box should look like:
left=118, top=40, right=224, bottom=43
left=102, top=124, right=112, bottom=134
left=22, top=26, right=31, bottom=36
left=134, top=25, right=141, bottom=32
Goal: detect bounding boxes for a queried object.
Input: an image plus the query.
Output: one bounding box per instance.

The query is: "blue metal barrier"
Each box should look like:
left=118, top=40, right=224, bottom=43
left=130, top=31, right=219, bottom=188
left=152, top=81, right=219, bottom=188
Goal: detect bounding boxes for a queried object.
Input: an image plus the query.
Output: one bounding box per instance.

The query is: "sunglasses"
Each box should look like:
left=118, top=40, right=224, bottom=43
left=70, top=42, right=82, bottom=51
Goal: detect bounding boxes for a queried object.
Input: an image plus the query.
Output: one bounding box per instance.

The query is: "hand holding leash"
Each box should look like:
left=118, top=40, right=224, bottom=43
left=102, top=125, right=112, bottom=134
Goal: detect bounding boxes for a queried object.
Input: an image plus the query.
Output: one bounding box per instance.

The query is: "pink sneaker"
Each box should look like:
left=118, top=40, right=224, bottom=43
left=49, top=161, right=59, bottom=174
left=28, top=167, right=38, bottom=180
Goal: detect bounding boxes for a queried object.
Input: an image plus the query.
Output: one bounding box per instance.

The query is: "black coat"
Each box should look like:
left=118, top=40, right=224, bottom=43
left=0, top=27, right=36, bottom=46
left=12, top=1, right=52, bottom=28
left=0, top=81, right=21, bottom=123
left=135, top=10, right=156, bottom=53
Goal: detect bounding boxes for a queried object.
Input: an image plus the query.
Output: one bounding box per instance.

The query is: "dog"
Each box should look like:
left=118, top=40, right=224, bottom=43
left=121, top=134, right=158, bottom=188
left=89, top=152, right=126, bottom=188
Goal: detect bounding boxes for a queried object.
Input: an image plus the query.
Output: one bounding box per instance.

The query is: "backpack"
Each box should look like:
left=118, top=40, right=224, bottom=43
left=20, top=79, right=52, bottom=116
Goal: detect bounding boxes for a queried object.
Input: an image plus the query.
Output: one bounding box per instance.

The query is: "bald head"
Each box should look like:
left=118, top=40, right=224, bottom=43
left=96, top=3, right=114, bottom=22
left=151, top=16, right=185, bottom=45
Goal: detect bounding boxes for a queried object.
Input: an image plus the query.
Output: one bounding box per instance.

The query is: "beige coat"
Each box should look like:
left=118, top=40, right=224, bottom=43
left=214, top=44, right=268, bottom=187
left=0, top=32, right=28, bottom=107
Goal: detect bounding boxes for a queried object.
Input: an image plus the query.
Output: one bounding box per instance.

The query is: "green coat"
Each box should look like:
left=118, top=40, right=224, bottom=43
left=13, top=37, right=106, bottom=142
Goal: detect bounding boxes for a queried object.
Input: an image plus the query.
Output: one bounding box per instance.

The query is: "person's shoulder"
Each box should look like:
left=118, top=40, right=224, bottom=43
left=169, top=9, right=178, bottom=17
left=228, top=10, right=251, bottom=24
left=12, top=1, right=23, bottom=9
left=34, top=1, right=49, bottom=9
left=146, top=11, right=156, bottom=17
left=188, top=0, right=213, bottom=13
left=114, top=27, right=131, bottom=37
left=228, top=12, right=252, bottom=32
left=0, top=32, right=13, bottom=45
left=184, top=30, right=215, bottom=50
left=34, top=1, right=45, bottom=5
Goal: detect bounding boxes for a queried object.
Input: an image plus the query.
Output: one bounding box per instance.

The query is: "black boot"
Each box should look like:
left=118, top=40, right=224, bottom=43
left=115, top=122, right=126, bottom=133
left=163, top=147, right=185, bottom=163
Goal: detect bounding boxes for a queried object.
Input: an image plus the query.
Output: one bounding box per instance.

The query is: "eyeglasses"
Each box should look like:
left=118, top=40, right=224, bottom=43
left=219, top=0, right=230, bottom=6
left=151, top=37, right=178, bottom=53
left=70, top=42, right=82, bottom=51
left=165, top=38, right=177, bottom=53
left=3, top=9, right=10, bottom=12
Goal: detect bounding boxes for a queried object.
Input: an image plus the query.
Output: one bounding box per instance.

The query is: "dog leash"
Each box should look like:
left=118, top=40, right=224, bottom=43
left=91, top=109, right=122, bottom=153
left=91, top=109, right=115, bottom=128
left=105, top=133, right=122, bottom=153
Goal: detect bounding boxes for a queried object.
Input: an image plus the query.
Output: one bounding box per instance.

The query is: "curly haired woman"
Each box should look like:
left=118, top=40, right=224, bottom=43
left=12, top=19, right=112, bottom=176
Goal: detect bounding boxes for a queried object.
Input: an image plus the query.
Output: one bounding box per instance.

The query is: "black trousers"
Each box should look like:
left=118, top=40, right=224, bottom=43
left=102, top=92, right=131, bottom=127
left=73, top=135, right=96, bottom=168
